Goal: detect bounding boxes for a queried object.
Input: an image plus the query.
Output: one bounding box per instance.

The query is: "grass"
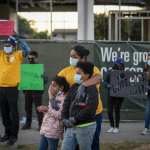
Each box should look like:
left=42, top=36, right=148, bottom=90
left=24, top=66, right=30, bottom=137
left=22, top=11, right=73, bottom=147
left=0, top=142, right=150, bottom=150
left=101, top=142, right=150, bottom=150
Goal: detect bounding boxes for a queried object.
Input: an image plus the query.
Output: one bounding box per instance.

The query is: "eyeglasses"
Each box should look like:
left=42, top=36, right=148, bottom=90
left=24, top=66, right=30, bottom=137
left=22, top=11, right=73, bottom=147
left=28, top=56, right=35, bottom=59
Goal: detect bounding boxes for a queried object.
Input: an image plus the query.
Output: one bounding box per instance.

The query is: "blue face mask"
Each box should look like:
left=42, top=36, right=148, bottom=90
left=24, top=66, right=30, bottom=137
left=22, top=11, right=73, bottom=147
left=4, top=46, right=13, bottom=54
left=74, top=74, right=82, bottom=84
left=70, top=57, right=79, bottom=66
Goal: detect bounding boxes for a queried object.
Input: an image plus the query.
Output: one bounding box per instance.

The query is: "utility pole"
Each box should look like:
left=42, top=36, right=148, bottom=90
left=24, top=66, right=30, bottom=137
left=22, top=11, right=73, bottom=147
left=50, top=0, right=53, bottom=40
left=118, top=0, right=121, bottom=41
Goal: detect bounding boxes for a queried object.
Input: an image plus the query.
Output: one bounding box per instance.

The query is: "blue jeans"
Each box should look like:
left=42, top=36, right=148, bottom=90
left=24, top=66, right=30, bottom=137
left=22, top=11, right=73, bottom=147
left=92, top=113, right=103, bottom=150
left=61, top=124, right=96, bottom=150
left=39, top=135, right=59, bottom=150
left=144, top=97, right=150, bottom=129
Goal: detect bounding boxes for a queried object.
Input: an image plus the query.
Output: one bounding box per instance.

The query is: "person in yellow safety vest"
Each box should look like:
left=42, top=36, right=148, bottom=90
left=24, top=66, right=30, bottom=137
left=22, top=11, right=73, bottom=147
left=57, top=45, right=103, bottom=150
left=0, top=37, right=29, bottom=146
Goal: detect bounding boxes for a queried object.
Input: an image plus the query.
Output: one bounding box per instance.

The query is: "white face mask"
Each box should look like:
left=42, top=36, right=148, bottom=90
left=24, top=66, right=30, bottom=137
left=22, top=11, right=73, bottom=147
left=4, top=46, right=13, bottom=54
left=74, top=74, right=82, bottom=84
left=69, top=57, right=79, bottom=66
left=147, top=60, right=150, bottom=66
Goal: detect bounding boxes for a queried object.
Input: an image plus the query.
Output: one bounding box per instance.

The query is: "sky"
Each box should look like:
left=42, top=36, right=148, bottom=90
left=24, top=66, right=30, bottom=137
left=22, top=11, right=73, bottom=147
left=18, top=5, right=142, bottom=33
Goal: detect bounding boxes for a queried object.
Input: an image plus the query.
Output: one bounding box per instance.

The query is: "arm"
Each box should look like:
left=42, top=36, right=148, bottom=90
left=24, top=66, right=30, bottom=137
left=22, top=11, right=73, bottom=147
left=48, top=97, right=64, bottom=120
left=61, top=85, right=77, bottom=119
left=82, top=66, right=101, bottom=87
left=144, top=64, right=148, bottom=72
left=9, top=35, right=30, bottom=57
left=82, top=75, right=101, bottom=87
left=102, top=70, right=111, bottom=88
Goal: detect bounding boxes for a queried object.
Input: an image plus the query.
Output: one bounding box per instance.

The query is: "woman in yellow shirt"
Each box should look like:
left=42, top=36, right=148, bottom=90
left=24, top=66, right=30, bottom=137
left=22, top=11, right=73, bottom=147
left=58, top=45, right=103, bottom=150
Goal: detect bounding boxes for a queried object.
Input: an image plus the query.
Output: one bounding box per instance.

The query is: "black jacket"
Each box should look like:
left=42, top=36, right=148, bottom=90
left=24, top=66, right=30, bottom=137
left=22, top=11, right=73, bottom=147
left=62, top=84, right=98, bottom=125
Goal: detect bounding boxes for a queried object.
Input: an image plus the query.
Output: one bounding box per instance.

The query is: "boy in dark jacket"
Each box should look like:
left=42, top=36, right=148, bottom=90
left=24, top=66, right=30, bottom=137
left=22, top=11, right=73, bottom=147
left=61, top=61, right=98, bottom=150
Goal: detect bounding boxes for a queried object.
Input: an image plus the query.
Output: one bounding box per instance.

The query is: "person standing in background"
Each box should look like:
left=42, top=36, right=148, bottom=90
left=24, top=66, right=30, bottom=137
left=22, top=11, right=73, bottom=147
left=141, top=54, right=150, bottom=135
left=0, top=36, right=29, bottom=145
left=106, top=57, right=124, bottom=134
left=22, top=51, right=46, bottom=130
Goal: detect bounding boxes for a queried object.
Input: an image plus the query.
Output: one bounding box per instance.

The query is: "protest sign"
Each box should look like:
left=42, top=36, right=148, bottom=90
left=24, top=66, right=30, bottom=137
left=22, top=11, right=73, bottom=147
left=0, top=20, right=14, bottom=36
left=18, top=64, right=44, bottom=90
left=109, top=70, right=148, bottom=98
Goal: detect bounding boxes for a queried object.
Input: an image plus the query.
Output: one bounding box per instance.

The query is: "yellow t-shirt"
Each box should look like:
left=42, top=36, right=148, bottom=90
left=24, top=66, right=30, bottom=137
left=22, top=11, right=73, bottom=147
left=0, top=50, right=23, bottom=87
left=58, top=66, right=103, bottom=114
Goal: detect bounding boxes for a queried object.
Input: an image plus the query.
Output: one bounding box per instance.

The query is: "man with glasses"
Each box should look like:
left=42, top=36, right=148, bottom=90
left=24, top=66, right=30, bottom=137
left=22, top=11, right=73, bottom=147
left=22, top=51, right=44, bottom=131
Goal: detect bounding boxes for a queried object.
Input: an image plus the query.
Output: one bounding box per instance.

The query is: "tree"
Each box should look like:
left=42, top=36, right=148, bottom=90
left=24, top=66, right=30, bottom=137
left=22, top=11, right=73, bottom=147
left=18, top=16, right=50, bottom=39
left=94, top=14, right=108, bottom=40
left=18, top=16, right=34, bottom=36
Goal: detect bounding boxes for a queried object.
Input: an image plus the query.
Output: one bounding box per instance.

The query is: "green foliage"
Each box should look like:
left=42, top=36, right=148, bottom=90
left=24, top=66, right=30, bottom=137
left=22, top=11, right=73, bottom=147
left=32, top=30, right=50, bottom=39
left=18, top=16, right=34, bottom=35
left=94, top=14, right=108, bottom=40
left=18, top=16, right=50, bottom=39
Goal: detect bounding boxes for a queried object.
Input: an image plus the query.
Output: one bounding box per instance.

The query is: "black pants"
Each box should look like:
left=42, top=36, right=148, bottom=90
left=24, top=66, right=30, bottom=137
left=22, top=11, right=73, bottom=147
left=0, top=87, right=19, bottom=139
left=24, top=92, right=43, bottom=127
left=107, top=96, right=124, bottom=128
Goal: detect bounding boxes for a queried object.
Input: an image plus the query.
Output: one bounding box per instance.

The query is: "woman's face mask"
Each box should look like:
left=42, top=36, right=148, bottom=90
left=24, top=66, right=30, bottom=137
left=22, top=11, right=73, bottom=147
left=4, top=46, right=13, bottom=54
left=74, top=74, right=82, bottom=84
left=69, top=57, right=79, bottom=66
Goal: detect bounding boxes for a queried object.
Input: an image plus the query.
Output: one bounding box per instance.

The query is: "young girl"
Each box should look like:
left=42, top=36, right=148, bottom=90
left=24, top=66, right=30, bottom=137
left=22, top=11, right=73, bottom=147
left=38, top=76, right=69, bottom=150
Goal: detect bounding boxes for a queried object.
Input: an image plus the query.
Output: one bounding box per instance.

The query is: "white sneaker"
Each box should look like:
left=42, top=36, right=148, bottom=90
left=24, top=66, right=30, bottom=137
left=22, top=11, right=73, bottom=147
left=106, top=127, right=114, bottom=133
left=141, top=128, right=149, bottom=135
left=113, top=128, right=119, bottom=134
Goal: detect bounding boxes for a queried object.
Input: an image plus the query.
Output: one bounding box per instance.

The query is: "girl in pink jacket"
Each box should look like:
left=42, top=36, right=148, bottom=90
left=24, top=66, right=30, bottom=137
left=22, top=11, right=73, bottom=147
left=38, top=76, right=69, bottom=150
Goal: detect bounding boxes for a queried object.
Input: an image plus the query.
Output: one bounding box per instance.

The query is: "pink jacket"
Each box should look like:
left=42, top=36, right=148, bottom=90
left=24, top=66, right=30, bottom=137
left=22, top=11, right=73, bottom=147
left=40, top=93, right=65, bottom=139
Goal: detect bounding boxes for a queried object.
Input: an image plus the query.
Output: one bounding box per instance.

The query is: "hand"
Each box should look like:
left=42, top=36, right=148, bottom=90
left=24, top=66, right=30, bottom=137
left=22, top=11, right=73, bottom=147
left=63, top=119, right=74, bottom=128
left=69, top=117, right=76, bottom=124
left=48, top=81, right=59, bottom=99
left=37, top=105, right=48, bottom=113
left=82, top=75, right=101, bottom=87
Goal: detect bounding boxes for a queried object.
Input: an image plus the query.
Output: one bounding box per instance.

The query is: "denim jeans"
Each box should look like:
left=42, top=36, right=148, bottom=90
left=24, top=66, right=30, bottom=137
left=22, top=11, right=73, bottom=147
left=92, top=113, right=103, bottom=150
left=144, top=97, right=150, bottom=129
left=61, top=123, right=96, bottom=150
left=39, top=135, right=59, bottom=150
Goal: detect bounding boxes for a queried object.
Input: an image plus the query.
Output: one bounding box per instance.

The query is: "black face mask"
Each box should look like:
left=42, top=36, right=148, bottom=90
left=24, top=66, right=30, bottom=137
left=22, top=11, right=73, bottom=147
left=28, top=58, right=35, bottom=64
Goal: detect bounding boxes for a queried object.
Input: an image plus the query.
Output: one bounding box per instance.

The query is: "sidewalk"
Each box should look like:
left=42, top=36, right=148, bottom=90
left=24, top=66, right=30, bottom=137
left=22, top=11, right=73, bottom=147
left=0, top=120, right=150, bottom=146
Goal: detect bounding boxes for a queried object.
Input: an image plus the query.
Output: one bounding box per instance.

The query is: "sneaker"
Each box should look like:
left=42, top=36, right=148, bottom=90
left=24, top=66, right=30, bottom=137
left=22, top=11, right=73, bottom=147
left=106, top=127, right=114, bottom=133
left=6, top=138, right=17, bottom=146
left=141, top=128, right=149, bottom=135
left=0, top=134, right=9, bottom=142
left=113, top=128, right=119, bottom=134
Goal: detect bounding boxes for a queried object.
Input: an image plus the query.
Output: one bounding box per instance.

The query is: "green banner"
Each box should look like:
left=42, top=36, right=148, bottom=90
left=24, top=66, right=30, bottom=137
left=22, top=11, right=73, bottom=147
left=94, top=42, right=150, bottom=109
left=18, top=64, right=44, bottom=90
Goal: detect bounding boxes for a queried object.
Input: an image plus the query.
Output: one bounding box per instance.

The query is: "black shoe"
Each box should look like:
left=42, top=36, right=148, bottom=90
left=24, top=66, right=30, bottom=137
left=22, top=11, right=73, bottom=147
left=6, top=138, right=17, bottom=146
left=22, top=124, right=31, bottom=130
left=0, top=135, right=9, bottom=142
